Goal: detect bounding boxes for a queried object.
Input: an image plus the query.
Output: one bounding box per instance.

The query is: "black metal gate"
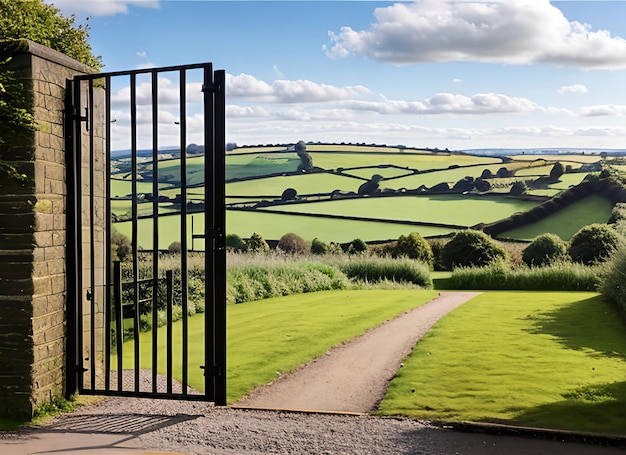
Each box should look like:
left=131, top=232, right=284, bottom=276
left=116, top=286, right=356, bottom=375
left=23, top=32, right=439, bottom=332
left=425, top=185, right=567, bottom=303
left=65, top=63, right=226, bottom=404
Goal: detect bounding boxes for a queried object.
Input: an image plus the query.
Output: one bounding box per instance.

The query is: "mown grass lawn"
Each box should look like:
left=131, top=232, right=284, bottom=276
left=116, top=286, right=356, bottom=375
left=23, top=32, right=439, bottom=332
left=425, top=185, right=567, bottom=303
left=120, top=289, right=438, bottom=403
left=378, top=291, right=626, bottom=435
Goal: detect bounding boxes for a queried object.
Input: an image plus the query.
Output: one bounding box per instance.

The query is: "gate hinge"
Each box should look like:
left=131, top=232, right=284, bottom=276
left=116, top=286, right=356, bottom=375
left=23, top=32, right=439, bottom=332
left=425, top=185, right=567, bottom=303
left=200, top=365, right=222, bottom=377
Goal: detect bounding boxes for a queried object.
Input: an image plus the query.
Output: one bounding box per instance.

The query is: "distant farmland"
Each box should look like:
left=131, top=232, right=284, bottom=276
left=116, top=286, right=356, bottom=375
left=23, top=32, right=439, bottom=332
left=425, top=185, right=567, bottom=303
left=110, top=143, right=623, bottom=250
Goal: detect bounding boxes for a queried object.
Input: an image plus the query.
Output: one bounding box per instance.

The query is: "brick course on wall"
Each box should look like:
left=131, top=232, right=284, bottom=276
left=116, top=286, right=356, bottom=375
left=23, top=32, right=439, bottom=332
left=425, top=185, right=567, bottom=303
left=0, top=40, right=93, bottom=420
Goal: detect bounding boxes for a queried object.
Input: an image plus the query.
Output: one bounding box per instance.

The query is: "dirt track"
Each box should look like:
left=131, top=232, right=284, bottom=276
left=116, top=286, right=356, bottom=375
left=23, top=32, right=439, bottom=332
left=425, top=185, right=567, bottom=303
left=235, top=291, right=481, bottom=413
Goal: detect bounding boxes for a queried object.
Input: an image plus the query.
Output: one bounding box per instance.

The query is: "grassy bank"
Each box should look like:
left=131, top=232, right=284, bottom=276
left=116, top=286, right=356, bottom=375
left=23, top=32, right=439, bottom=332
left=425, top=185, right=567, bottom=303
left=378, top=291, right=626, bottom=435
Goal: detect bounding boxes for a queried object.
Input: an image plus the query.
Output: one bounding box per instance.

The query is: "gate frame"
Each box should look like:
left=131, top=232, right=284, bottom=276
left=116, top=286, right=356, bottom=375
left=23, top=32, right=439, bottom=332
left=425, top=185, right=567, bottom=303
left=65, top=63, right=226, bottom=405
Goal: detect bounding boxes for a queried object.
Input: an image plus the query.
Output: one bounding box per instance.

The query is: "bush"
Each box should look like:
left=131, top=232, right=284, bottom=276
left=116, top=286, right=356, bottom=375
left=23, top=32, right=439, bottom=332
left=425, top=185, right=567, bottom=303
left=393, top=232, right=434, bottom=268
left=522, top=233, right=568, bottom=267
left=277, top=232, right=310, bottom=254
left=600, top=247, right=626, bottom=313
left=167, top=241, right=182, bottom=254
left=310, top=237, right=328, bottom=255
left=568, top=224, right=622, bottom=265
left=448, top=260, right=601, bottom=291
left=246, top=233, right=270, bottom=253
left=226, top=233, right=247, bottom=252
left=337, top=256, right=431, bottom=288
left=427, top=238, right=447, bottom=271
left=441, top=229, right=507, bottom=270
left=509, top=181, right=527, bottom=196
left=111, top=229, right=132, bottom=262
left=348, top=238, right=368, bottom=254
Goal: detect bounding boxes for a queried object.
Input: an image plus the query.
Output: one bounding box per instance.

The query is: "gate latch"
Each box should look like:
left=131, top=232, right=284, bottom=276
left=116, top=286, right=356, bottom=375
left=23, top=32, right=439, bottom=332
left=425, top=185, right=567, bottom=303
left=200, top=365, right=222, bottom=377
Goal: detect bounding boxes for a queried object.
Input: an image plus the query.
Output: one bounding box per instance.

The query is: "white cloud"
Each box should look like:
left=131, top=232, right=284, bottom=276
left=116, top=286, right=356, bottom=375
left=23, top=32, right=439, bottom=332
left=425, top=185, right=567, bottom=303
left=226, top=73, right=371, bottom=103
left=580, top=105, right=626, bottom=116
left=136, top=51, right=156, bottom=69
left=344, top=92, right=543, bottom=115
left=557, top=84, right=588, bottom=95
left=46, top=0, right=159, bottom=16
left=324, top=0, right=626, bottom=70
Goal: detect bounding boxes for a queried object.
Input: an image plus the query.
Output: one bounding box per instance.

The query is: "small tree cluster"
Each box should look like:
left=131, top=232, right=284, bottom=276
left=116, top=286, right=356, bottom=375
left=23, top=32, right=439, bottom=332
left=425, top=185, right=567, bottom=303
left=246, top=233, right=270, bottom=253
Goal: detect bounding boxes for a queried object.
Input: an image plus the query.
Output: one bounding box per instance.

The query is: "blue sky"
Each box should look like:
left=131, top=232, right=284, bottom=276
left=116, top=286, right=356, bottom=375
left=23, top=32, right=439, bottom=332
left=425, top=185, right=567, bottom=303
left=46, top=0, right=626, bottom=151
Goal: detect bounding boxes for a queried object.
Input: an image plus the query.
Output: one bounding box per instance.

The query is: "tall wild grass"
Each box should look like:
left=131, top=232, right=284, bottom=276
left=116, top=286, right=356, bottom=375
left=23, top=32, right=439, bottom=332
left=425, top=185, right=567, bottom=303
left=447, top=260, right=601, bottom=291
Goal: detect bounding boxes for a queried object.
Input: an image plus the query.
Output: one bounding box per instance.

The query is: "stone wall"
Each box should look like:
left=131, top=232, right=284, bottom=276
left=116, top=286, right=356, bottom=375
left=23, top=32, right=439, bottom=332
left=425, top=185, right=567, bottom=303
left=0, top=40, right=93, bottom=419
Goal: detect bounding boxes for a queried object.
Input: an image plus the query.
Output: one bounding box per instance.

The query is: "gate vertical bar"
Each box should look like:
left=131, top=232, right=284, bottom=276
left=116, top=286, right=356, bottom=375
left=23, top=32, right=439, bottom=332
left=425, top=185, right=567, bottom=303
left=104, top=75, right=113, bottom=391
left=130, top=73, right=141, bottom=392
left=202, top=64, right=215, bottom=400
left=151, top=70, right=160, bottom=393
left=179, top=69, right=190, bottom=394
left=213, top=70, right=227, bottom=405
left=87, top=79, right=97, bottom=390
left=65, top=78, right=79, bottom=398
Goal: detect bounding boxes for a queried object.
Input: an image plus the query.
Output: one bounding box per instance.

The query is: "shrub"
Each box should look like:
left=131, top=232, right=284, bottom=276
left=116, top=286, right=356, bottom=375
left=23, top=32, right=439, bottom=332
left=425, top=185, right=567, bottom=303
left=427, top=238, right=447, bottom=271
left=111, top=229, right=132, bottom=262
left=522, top=233, right=568, bottom=267
left=246, top=233, right=270, bottom=253
left=448, top=260, right=601, bottom=291
left=441, top=229, right=507, bottom=270
left=337, top=256, right=431, bottom=288
left=310, top=237, right=328, bottom=255
left=509, top=181, right=527, bottom=196
left=277, top=232, right=310, bottom=255
left=568, top=224, right=622, bottom=265
left=226, top=233, right=246, bottom=252
left=393, top=232, right=434, bottom=268
left=550, top=161, right=565, bottom=179
left=600, top=247, right=626, bottom=313
left=347, top=238, right=368, bottom=254
left=281, top=188, right=297, bottom=201
left=168, top=241, right=182, bottom=254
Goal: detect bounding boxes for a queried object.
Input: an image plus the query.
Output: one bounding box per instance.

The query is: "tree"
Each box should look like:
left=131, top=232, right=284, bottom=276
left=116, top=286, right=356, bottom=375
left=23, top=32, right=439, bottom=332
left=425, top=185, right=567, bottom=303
left=509, top=181, right=527, bottom=196
left=522, top=233, right=567, bottom=267
left=246, top=233, right=270, bottom=253
left=549, top=161, right=565, bottom=180
left=348, top=238, right=368, bottom=254
left=111, top=229, right=132, bottom=262
left=1, top=0, right=102, bottom=180
left=393, top=232, right=434, bottom=268
left=281, top=188, right=297, bottom=201
left=568, top=224, right=622, bottom=265
left=310, top=237, right=328, bottom=255
left=0, top=0, right=102, bottom=70
left=225, top=233, right=246, bottom=252
left=277, top=232, right=309, bottom=254
left=441, top=230, right=507, bottom=270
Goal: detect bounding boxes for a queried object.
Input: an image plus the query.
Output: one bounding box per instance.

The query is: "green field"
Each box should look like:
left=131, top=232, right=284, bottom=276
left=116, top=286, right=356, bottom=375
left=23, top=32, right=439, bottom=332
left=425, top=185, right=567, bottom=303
left=109, top=144, right=622, bottom=246
left=258, top=195, right=538, bottom=227
left=499, top=195, right=614, bottom=240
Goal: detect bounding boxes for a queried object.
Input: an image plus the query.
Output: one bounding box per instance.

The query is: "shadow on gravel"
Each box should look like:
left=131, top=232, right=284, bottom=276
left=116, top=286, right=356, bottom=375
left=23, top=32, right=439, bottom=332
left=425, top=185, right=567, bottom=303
left=39, top=412, right=201, bottom=435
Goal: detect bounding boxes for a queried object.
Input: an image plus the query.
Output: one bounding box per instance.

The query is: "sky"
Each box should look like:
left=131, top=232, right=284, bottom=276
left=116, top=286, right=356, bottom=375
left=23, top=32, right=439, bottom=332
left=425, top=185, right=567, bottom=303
left=44, top=0, right=626, bottom=151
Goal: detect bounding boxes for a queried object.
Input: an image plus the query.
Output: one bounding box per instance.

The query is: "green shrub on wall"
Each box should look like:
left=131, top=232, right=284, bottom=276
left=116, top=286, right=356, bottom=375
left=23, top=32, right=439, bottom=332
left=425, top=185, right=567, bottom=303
left=600, top=247, right=626, bottom=313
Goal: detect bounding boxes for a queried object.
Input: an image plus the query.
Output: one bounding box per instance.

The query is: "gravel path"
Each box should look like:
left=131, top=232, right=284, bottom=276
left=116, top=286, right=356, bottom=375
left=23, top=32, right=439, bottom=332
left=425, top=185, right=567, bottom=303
left=235, top=292, right=480, bottom=413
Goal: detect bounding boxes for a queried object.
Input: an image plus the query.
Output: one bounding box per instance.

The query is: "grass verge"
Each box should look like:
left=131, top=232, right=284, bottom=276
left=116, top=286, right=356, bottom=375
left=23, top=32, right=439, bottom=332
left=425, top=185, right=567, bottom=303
left=378, top=291, right=626, bottom=435
left=119, top=289, right=438, bottom=403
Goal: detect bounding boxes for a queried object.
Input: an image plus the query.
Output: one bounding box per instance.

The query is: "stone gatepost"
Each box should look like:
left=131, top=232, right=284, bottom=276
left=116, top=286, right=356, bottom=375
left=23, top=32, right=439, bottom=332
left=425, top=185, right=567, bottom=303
left=0, top=40, right=94, bottom=420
